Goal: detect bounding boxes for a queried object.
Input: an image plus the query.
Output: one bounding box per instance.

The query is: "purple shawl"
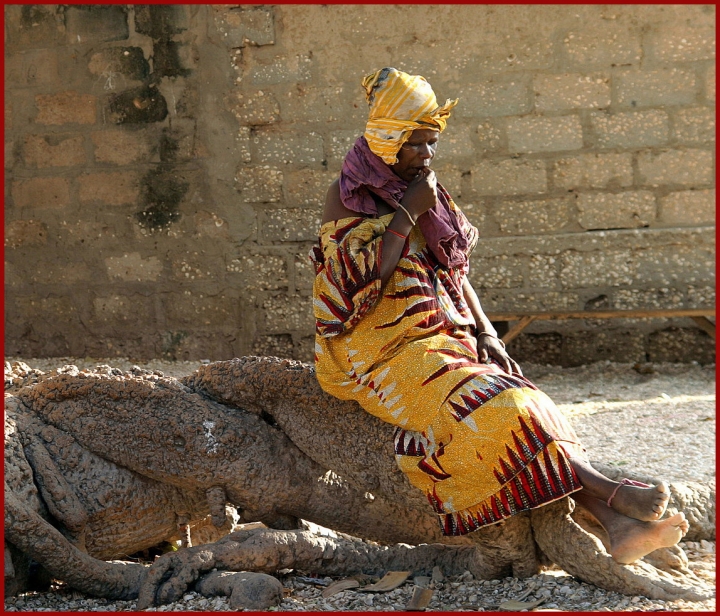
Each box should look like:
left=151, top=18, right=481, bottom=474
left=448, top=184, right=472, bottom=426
left=339, top=137, right=471, bottom=269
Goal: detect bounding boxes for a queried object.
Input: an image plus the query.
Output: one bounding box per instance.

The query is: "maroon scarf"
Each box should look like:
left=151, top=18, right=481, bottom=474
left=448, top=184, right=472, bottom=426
left=339, top=137, right=470, bottom=269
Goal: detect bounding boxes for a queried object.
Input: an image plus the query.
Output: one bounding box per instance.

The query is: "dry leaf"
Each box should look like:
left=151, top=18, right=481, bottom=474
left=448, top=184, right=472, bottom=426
left=406, top=586, right=434, bottom=611
left=361, top=570, right=411, bottom=592
left=321, top=578, right=360, bottom=598
left=498, top=597, right=546, bottom=611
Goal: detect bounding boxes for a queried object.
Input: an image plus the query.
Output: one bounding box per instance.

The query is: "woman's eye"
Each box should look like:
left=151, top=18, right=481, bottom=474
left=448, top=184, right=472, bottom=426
left=404, top=142, right=438, bottom=150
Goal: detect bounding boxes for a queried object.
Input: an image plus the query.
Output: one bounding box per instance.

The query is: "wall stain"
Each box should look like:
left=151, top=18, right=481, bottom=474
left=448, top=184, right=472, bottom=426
left=135, top=167, right=189, bottom=232
left=107, top=85, right=168, bottom=124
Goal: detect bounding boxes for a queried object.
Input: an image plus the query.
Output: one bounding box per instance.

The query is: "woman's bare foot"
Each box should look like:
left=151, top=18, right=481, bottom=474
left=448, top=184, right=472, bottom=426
left=569, top=461, right=670, bottom=522
left=607, top=512, right=689, bottom=564
left=609, top=481, right=670, bottom=522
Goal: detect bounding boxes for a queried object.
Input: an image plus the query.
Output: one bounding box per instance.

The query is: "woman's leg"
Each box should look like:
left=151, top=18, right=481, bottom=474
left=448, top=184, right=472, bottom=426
left=572, top=490, right=689, bottom=564
left=569, top=457, right=669, bottom=522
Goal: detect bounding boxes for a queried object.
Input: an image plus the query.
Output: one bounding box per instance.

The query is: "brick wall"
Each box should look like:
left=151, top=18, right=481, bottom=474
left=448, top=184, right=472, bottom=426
left=4, top=4, right=716, bottom=365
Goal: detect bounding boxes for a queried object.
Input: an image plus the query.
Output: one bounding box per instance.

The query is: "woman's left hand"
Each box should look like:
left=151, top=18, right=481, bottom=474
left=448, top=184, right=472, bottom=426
left=477, top=333, right=523, bottom=376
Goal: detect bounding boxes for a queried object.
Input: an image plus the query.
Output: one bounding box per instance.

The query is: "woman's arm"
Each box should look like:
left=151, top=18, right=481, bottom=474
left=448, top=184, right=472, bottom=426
left=462, top=277, right=522, bottom=375
left=322, top=175, right=436, bottom=286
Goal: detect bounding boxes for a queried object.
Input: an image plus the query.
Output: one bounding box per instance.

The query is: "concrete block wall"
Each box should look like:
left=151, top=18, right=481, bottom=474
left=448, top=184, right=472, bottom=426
left=4, top=4, right=716, bottom=366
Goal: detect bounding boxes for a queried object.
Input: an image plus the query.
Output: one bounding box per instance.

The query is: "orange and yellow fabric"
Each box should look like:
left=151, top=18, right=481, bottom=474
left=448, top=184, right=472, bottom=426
left=363, top=67, right=458, bottom=164
left=311, top=209, right=587, bottom=535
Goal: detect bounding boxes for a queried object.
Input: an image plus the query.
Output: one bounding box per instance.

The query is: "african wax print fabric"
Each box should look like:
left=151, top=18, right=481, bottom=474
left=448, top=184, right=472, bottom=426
left=312, top=211, right=587, bottom=536
left=340, top=136, right=474, bottom=269
left=362, top=67, right=458, bottom=164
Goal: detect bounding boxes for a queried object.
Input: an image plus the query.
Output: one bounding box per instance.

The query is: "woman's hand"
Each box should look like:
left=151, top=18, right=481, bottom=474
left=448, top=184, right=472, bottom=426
left=400, top=168, right=437, bottom=219
left=477, top=332, right=523, bottom=376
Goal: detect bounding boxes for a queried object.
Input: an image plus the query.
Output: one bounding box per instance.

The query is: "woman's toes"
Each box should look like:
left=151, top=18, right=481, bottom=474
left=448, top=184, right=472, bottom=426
left=667, top=512, right=686, bottom=526
left=675, top=516, right=690, bottom=534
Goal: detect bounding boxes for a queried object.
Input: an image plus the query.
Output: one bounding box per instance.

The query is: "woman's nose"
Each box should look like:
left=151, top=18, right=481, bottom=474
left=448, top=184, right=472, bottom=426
left=418, top=144, right=434, bottom=158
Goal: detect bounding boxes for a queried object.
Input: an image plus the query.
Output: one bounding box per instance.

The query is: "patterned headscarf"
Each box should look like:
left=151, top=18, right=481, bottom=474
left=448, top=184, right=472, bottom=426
left=363, top=67, right=458, bottom=164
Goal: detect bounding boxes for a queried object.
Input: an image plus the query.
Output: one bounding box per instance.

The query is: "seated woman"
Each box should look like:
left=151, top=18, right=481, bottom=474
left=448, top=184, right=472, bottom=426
left=311, top=67, right=688, bottom=564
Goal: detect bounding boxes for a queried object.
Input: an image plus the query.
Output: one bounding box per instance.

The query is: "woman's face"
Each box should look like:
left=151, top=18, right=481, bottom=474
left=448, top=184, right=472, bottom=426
left=390, top=129, right=439, bottom=182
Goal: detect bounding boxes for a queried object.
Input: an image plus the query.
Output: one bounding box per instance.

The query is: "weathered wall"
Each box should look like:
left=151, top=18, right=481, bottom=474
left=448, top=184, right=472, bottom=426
left=4, top=4, right=716, bottom=365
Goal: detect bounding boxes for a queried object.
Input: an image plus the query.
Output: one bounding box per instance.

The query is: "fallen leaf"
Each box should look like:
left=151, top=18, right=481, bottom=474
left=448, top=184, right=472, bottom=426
left=361, top=570, right=411, bottom=592
left=498, top=597, right=546, bottom=611
left=321, top=578, right=360, bottom=598
left=513, top=588, right=534, bottom=602
left=406, top=586, right=434, bottom=611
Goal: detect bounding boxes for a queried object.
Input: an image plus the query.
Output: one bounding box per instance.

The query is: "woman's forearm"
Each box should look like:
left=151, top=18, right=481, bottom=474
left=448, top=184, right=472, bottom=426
left=379, top=211, right=415, bottom=285
left=462, top=278, right=497, bottom=336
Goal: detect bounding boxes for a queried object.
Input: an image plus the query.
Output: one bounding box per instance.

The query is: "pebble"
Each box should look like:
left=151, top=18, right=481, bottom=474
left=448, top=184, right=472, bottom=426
left=10, top=563, right=714, bottom=612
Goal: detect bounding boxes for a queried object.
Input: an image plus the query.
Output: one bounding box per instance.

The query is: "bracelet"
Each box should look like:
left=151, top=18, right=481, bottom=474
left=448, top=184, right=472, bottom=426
left=385, top=227, right=407, bottom=240
left=478, top=332, right=506, bottom=348
left=397, top=204, right=416, bottom=226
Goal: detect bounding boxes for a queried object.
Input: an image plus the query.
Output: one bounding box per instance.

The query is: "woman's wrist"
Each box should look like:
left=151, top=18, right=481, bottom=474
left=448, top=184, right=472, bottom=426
left=396, top=204, right=417, bottom=225
left=387, top=213, right=414, bottom=237
left=477, top=331, right=505, bottom=348
left=385, top=227, right=407, bottom=239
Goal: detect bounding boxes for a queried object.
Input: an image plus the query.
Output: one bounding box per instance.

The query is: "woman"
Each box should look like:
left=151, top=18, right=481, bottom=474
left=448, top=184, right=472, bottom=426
left=311, top=67, right=688, bottom=563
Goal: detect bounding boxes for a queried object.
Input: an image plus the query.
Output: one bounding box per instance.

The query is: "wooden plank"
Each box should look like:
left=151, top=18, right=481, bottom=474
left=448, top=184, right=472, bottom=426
left=487, top=308, right=715, bottom=321
left=691, top=316, right=716, bottom=340
left=501, top=315, right=536, bottom=344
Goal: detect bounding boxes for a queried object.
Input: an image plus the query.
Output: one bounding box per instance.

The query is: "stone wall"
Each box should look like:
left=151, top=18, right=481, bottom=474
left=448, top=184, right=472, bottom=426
left=4, top=4, right=716, bottom=365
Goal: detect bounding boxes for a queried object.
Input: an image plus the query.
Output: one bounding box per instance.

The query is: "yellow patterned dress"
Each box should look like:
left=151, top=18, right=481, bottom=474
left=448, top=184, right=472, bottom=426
left=311, top=209, right=586, bottom=536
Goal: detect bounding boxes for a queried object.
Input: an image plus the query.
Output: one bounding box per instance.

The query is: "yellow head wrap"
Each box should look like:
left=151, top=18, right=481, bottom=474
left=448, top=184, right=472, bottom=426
left=362, top=67, right=458, bottom=165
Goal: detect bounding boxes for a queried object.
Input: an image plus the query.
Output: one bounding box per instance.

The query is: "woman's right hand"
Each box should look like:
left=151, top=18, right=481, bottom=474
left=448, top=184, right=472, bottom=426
left=401, top=168, right=437, bottom=219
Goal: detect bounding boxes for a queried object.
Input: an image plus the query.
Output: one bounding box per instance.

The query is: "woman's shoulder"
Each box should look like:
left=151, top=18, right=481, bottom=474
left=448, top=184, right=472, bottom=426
left=322, top=178, right=362, bottom=224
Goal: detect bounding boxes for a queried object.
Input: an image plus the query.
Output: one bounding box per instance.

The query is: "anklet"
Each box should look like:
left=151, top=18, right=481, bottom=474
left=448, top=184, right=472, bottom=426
left=606, top=478, right=652, bottom=508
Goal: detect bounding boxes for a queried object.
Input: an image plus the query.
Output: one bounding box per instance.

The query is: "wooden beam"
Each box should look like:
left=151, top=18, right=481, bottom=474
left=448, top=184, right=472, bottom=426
left=487, top=308, right=715, bottom=321
left=501, top=316, right=537, bottom=344
left=691, top=316, right=716, bottom=340
left=487, top=308, right=716, bottom=344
